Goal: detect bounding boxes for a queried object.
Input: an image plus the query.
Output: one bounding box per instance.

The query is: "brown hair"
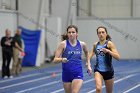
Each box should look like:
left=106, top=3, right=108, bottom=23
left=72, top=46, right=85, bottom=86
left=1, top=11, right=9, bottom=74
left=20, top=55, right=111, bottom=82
left=61, top=25, right=78, bottom=40
left=96, top=26, right=111, bottom=40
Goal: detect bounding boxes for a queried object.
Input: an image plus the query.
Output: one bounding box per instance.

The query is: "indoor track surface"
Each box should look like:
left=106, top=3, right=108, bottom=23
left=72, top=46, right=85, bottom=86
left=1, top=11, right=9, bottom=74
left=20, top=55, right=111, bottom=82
left=0, top=59, right=140, bottom=93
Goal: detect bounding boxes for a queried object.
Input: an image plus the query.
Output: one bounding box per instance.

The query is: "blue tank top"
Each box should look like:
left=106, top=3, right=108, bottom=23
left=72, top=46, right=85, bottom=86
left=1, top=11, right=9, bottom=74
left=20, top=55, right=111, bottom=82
left=62, top=40, right=82, bottom=72
left=94, top=40, right=113, bottom=72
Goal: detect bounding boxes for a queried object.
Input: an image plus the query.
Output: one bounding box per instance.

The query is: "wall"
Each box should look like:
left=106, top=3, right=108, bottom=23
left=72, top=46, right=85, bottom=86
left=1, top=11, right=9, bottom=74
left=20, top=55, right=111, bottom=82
left=51, top=0, right=71, bottom=32
left=78, top=0, right=140, bottom=18
left=0, top=0, right=16, bottom=10
left=77, top=18, right=140, bottom=59
left=18, top=0, right=40, bottom=29
left=17, top=0, right=140, bottom=59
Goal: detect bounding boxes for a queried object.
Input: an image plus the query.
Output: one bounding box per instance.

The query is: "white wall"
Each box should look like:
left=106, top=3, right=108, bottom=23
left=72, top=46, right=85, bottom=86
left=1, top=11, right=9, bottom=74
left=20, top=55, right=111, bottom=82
left=91, top=0, right=131, bottom=18
left=77, top=18, right=140, bottom=59
left=18, top=0, right=40, bottom=29
left=45, top=17, right=62, bottom=57
left=0, top=0, right=16, bottom=10
left=18, top=0, right=71, bottom=32
left=51, top=0, right=71, bottom=32
left=78, top=0, right=140, bottom=18
left=17, top=0, right=140, bottom=60
left=133, top=0, right=140, bottom=17
left=78, top=0, right=90, bottom=16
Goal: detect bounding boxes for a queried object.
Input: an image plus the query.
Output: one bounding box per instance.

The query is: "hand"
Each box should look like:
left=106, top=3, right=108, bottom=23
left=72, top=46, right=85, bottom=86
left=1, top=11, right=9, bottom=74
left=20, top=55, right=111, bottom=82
left=62, top=58, right=68, bottom=63
left=101, top=48, right=110, bottom=54
left=85, top=62, right=88, bottom=67
left=20, top=48, right=24, bottom=52
left=87, top=66, right=92, bottom=76
left=5, top=41, right=11, bottom=46
left=21, top=51, right=26, bottom=56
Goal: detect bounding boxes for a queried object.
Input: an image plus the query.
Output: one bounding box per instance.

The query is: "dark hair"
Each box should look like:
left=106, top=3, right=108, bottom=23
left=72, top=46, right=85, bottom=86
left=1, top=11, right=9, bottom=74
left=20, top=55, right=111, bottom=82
left=61, top=34, right=68, bottom=40
left=97, top=26, right=111, bottom=40
left=61, top=25, right=78, bottom=40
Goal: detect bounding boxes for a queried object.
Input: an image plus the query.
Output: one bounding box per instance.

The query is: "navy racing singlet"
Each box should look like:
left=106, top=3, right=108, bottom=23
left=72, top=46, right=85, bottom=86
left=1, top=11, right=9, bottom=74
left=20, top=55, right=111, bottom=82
left=94, top=40, right=113, bottom=72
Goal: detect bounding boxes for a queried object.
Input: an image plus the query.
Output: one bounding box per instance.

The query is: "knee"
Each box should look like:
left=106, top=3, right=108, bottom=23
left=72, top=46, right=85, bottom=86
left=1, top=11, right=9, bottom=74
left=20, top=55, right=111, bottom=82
left=96, top=86, right=102, bottom=93
left=72, top=88, right=80, bottom=93
left=72, top=90, right=79, bottom=93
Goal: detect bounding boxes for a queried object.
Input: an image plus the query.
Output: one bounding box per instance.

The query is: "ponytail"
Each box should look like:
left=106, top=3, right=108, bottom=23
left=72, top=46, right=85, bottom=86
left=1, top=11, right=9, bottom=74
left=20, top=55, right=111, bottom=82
left=61, top=34, right=68, bottom=41
left=106, top=34, right=111, bottom=41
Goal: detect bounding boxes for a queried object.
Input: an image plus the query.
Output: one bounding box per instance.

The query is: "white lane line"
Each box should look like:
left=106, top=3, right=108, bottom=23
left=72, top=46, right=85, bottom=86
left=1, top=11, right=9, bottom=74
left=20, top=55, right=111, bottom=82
left=51, top=89, right=64, bottom=93
left=15, top=80, right=61, bottom=93
left=0, top=73, right=61, bottom=90
left=87, top=74, right=137, bottom=93
left=51, top=78, right=95, bottom=93
left=83, top=79, right=94, bottom=84
left=0, top=70, right=60, bottom=83
left=0, top=73, right=42, bottom=83
left=123, top=83, right=140, bottom=93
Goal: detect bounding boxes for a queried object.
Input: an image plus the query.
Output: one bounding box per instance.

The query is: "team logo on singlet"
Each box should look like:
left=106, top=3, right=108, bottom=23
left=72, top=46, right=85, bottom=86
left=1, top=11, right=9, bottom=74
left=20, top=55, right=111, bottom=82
left=68, top=51, right=82, bottom=55
left=96, top=49, right=105, bottom=56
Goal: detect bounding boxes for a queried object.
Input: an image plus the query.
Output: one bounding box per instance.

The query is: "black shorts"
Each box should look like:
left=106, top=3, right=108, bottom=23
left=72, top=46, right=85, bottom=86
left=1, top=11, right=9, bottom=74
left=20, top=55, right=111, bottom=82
left=94, top=69, right=114, bottom=80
